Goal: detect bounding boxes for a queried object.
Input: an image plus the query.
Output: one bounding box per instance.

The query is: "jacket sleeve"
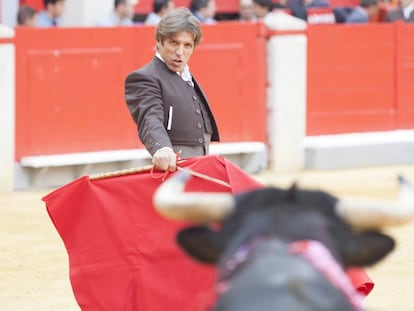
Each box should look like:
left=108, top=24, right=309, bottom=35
left=124, top=70, right=173, bottom=155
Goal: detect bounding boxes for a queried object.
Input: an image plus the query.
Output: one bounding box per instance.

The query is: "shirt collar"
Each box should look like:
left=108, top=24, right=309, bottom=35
left=155, top=52, right=193, bottom=84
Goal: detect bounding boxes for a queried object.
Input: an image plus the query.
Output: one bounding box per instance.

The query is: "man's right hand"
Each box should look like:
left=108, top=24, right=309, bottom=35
left=152, top=147, right=177, bottom=172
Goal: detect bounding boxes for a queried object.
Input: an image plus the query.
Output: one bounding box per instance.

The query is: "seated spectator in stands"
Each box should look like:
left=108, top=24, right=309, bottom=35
left=303, top=0, right=333, bottom=23
left=283, top=0, right=330, bottom=22
left=305, top=0, right=330, bottom=7
left=17, top=5, right=38, bottom=27
left=333, top=6, right=355, bottom=22
left=386, top=0, right=414, bottom=21
left=253, top=0, right=286, bottom=20
left=189, top=0, right=217, bottom=24
left=286, top=0, right=308, bottom=20
left=239, top=0, right=257, bottom=21
left=345, top=0, right=380, bottom=23
left=97, top=0, right=136, bottom=26
left=145, top=0, right=175, bottom=25
left=37, top=0, right=65, bottom=27
left=253, top=0, right=273, bottom=19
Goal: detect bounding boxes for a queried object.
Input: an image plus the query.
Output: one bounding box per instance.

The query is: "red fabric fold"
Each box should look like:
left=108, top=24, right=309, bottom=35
left=42, top=155, right=373, bottom=311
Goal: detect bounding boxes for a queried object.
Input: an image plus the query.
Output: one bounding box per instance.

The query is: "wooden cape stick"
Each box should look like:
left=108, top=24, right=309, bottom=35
left=89, top=162, right=231, bottom=188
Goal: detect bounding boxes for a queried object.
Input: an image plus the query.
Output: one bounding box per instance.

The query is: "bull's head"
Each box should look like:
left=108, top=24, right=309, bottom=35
left=153, top=173, right=413, bottom=310
left=154, top=173, right=413, bottom=266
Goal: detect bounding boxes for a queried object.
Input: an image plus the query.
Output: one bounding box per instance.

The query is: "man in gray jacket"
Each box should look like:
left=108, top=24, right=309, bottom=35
left=125, top=8, right=219, bottom=172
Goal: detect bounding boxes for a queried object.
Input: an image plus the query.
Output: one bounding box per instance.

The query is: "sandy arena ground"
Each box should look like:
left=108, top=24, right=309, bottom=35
left=1, top=165, right=414, bottom=311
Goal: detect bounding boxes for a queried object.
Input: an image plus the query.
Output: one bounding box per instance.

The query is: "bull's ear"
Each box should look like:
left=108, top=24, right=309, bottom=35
left=177, top=226, right=223, bottom=264
left=341, top=232, right=395, bottom=267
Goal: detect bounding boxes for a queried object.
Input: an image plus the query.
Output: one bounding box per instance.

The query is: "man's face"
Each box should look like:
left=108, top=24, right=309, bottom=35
left=239, top=1, right=255, bottom=21
left=367, top=4, right=379, bottom=18
left=160, top=0, right=175, bottom=17
left=126, top=0, right=137, bottom=18
left=166, top=0, right=175, bottom=13
left=158, top=31, right=195, bottom=73
left=253, top=3, right=268, bottom=18
left=119, top=0, right=136, bottom=19
left=200, top=0, right=216, bottom=19
left=50, top=0, right=65, bottom=18
left=27, top=15, right=38, bottom=27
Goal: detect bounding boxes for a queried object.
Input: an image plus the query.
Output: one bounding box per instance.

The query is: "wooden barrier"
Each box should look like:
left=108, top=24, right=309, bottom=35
left=307, top=23, right=396, bottom=135
left=8, top=21, right=414, bottom=188
left=13, top=23, right=414, bottom=157
left=307, top=23, right=414, bottom=135
left=14, top=23, right=267, bottom=161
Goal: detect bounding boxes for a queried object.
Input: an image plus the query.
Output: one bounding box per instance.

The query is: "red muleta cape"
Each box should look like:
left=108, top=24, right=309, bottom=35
left=43, top=155, right=373, bottom=311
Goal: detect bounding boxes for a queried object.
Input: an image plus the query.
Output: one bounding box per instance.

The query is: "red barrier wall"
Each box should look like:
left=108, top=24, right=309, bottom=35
left=395, top=22, right=414, bottom=129
left=307, top=23, right=414, bottom=135
left=14, top=23, right=414, bottom=160
left=14, top=23, right=267, bottom=160
left=307, top=24, right=396, bottom=135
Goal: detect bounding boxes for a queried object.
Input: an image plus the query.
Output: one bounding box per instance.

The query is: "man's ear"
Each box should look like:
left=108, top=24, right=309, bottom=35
left=177, top=226, right=223, bottom=264
left=341, top=231, right=395, bottom=267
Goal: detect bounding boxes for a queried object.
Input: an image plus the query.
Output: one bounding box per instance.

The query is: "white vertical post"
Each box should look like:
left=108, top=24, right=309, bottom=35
left=265, top=13, right=307, bottom=172
left=0, top=25, right=15, bottom=192
left=61, top=0, right=114, bottom=27
left=1, top=0, right=19, bottom=27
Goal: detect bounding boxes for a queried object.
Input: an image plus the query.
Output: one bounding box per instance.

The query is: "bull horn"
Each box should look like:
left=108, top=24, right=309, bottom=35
left=335, top=176, right=414, bottom=229
left=153, top=171, right=235, bottom=223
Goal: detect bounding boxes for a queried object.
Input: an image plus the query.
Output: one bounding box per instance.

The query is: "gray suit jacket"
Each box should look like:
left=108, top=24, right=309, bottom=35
left=125, top=57, right=219, bottom=156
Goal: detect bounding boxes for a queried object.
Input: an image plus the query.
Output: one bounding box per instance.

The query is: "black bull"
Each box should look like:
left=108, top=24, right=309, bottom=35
left=153, top=172, right=414, bottom=311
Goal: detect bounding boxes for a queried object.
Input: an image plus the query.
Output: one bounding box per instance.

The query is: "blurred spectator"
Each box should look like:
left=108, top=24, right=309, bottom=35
left=189, top=0, right=217, bottom=24
left=290, top=0, right=329, bottom=22
left=145, top=0, right=175, bottom=25
left=97, top=0, right=136, bottom=26
left=253, top=0, right=286, bottom=20
left=37, top=0, right=65, bottom=27
left=286, top=0, right=308, bottom=20
left=239, top=0, right=257, bottom=21
left=386, top=0, right=414, bottom=21
left=305, top=0, right=330, bottom=7
left=17, top=5, right=38, bottom=27
left=285, top=0, right=331, bottom=22
left=345, top=0, right=380, bottom=23
left=332, top=6, right=355, bottom=22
